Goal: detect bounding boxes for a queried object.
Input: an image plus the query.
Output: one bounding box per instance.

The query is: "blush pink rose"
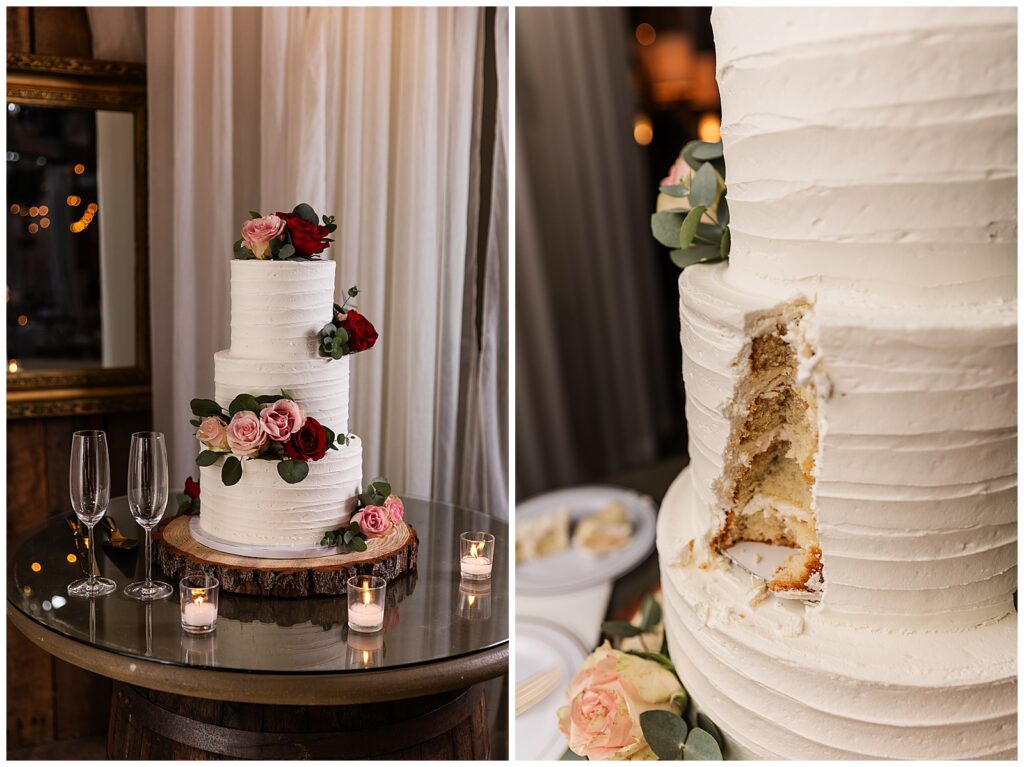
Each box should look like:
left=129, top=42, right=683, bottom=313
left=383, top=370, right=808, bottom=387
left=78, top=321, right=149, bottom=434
left=557, top=643, right=683, bottom=760
left=660, top=155, right=689, bottom=188
left=353, top=505, right=392, bottom=537
left=241, top=214, right=286, bottom=259
left=260, top=398, right=305, bottom=442
left=226, top=411, right=268, bottom=458
left=383, top=495, right=404, bottom=526
left=196, top=416, right=229, bottom=452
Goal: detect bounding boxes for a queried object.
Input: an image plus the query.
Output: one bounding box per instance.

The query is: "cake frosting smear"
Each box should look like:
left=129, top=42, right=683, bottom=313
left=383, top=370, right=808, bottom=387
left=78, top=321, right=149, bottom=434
left=657, top=7, right=1017, bottom=759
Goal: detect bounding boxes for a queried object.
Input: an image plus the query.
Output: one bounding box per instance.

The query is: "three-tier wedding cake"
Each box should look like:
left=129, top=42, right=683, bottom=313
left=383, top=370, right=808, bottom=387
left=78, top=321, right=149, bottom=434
left=656, top=7, right=1016, bottom=759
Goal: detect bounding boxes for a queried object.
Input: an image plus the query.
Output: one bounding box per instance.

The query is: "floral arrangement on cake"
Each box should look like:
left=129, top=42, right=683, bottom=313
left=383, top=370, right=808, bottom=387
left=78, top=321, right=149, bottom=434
left=320, top=476, right=404, bottom=553
left=190, top=392, right=349, bottom=486
left=560, top=594, right=725, bottom=761
left=317, top=286, right=379, bottom=360
left=651, top=139, right=731, bottom=270
left=234, top=203, right=336, bottom=260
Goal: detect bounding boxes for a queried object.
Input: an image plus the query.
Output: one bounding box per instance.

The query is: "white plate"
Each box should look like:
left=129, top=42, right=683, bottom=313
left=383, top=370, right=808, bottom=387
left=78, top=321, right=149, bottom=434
left=515, top=616, right=588, bottom=761
left=516, top=485, right=657, bottom=596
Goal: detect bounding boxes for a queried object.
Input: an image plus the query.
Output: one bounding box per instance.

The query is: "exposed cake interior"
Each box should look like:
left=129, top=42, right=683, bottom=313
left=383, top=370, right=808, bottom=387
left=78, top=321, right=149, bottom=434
left=711, top=304, right=824, bottom=592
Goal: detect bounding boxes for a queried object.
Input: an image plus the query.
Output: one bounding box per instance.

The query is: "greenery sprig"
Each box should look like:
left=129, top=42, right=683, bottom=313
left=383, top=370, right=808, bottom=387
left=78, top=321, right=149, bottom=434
left=651, top=139, right=731, bottom=270
left=319, top=476, right=396, bottom=552
left=318, top=286, right=360, bottom=359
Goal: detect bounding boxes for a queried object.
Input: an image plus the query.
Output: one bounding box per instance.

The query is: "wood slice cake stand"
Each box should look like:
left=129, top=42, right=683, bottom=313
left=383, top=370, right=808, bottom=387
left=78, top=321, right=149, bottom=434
left=154, top=515, right=418, bottom=597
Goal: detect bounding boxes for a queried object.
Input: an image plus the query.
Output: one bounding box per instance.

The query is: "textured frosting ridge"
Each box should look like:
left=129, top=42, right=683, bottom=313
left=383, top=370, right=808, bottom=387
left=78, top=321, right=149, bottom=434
left=658, top=470, right=1017, bottom=760
left=229, top=259, right=336, bottom=359
left=199, top=437, right=362, bottom=547
left=712, top=6, right=1017, bottom=305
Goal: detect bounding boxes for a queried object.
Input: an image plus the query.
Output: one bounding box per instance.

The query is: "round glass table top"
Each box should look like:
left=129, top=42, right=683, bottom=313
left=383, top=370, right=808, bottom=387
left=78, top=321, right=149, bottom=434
left=8, top=497, right=507, bottom=676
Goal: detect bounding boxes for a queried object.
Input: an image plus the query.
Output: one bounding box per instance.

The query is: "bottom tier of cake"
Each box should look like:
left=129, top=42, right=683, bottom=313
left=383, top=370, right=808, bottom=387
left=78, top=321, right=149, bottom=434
left=657, top=468, right=1017, bottom=760
left=199, top=436, right=363, bottom=548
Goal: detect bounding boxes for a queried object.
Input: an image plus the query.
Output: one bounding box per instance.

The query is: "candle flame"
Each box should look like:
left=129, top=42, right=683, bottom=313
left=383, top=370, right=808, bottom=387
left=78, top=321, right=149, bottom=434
left=470, top=542, right=480, bottom=558
left=196, top=595, right=204, bottom=606
left=362, top=584, right=371, bottom=605
left=467, top=594, right=476, bottom=606
left=362, top=650, right=370, bottom=666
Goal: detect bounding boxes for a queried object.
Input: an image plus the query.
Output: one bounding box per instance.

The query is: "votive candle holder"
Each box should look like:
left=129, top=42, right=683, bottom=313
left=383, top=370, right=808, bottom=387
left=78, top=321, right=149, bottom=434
left=347, top=575, right=386, bottom=633
left=459, top=532, right=495, bottom=580
left=179, top=574, right=219, bottom=635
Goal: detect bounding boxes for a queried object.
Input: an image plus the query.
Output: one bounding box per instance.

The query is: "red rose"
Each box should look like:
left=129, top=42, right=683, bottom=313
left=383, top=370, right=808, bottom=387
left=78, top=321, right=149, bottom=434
left=285, top=417, right=328, bottom=462
left=184, top=477, right=201, bottom=500
left=339, top=310, right=378, bottom=353
left=276, top=212, right=331, bottom=258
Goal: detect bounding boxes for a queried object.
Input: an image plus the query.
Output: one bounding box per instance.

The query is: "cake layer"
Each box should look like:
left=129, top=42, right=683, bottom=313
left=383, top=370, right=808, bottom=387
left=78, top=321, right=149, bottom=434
left=658, top=469, right=1017, bottom=760
left=199, top=436, right=362, bottom=548
left=229, top=259, right=337, bottom=360
left=711, top=7, right=1016, bottom=306
left=680, top=263, right=1017, bottom=626
left=214, top=351, right=350, bottom=436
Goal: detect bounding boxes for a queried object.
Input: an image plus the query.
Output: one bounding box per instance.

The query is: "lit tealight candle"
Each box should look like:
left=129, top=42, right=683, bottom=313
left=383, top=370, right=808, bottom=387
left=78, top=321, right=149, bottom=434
left=347, top=576, right=386, bottom=633
left=179, top=575, right=219, bottom=635
left=459, top=532, right=496, bottom=581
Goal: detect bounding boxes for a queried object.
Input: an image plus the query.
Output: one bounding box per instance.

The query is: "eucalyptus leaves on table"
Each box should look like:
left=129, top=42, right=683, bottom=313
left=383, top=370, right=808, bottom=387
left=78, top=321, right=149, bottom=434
left=319, top=476, right=394, bottom=552
left=651, top=139, right=731, bottom=270
left=190, top=391, right=349, bottom=487
left=599, top=594, right=726, bottom=761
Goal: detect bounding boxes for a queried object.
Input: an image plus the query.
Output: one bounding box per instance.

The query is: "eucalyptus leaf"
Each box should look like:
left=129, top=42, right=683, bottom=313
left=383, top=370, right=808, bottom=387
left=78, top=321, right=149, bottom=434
left=680, top=140, right=704, bottom=171
left=189, top=418, right=201, bottom=427
left=221, top=456, right=243, bottom=486
left=277, top=460, right=310, bottom=484
left=561, top=748, right=586, bottom=761
left=683, top=728, right=723, bottom=760
left=689, top=164, right=718, bottom=209
left=248, top=210, right=261, bottom=219
left=229, top=393, right=261, bottom=416
left=291, top=202, right=319, bottom=224
left=343, top=530, right=354, bottom=544
left=349, top=537, right=368, bottom=553
left=190, top=398, right=223, bottom=418
left=195, top=450, right=220, bottom=467
left=671, top=246, right=724, bottom=270
left=640, top=594, right=662, bottom=631
left=256, top=394, right=280, bottom=405
left=367, top=477, right=391, bottom=497
left=696, top=714, right=725, bottom=751
left=679, top=206, right=707, bottom=249
left=652, top=211, right=688, bottom=248
left=601, top=620, right=644, bottom=638
left=671, top=689, right=690, bottom=714
left=640, top=710, right=688, bottom=760
left=696, top=222, right=723, bottom=242
left=278, top=243, right=296, bottom=260
left=717, top=197, right=729, bottom=228
left=659, top=183, right=689, bottom=198
left=720, top=228, right=731, bottom=259
left=625, top=650, right=678, bottom=675
left=691, top=140, right=723, bottom=161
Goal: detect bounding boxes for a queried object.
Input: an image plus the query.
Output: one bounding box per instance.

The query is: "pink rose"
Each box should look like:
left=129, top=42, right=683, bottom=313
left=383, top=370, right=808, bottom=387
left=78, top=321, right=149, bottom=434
left=353, top=505, right=392, bottom=537
left=383, top=495, right=404, bottom=526
left=241, top=214, right=285, bottom=259
left=660, top=155, right=689, bottom=188
left=226, top=411, right=267, bottom=458
left=558, top=643, right=683, bottom=760
left=196, top=416, right=229, bottom=452
left=260, top=398, right=305, bottom=442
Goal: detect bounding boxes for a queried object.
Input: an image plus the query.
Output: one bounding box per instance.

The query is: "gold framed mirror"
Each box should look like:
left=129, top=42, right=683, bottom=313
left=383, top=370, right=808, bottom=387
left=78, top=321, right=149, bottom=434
left=6, top=52, right=150, bottom=418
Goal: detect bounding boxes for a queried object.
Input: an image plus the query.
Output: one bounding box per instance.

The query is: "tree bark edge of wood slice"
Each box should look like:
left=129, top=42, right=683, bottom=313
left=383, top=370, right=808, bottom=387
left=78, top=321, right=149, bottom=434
left=153, top=515, right=419, bottom=598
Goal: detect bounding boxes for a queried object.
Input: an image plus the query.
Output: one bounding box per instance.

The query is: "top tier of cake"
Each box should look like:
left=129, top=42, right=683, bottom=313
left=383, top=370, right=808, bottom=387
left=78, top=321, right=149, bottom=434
left=711, top=7, right=1017, bottom=306
left=229, top=259, right=336, bottom=360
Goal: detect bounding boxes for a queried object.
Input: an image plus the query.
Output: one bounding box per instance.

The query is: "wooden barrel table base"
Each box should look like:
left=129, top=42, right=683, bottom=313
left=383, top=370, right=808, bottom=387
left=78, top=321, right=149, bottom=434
left=155, top=516, right=419, bottom=597
left=107, top=681, right=489, bottom=760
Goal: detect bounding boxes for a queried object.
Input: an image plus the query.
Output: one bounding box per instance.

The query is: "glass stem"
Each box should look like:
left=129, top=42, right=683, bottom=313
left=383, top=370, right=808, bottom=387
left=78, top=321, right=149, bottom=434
left=87, top=523, right=97, bottom=588
left=144, top=527, right=152, bottom=588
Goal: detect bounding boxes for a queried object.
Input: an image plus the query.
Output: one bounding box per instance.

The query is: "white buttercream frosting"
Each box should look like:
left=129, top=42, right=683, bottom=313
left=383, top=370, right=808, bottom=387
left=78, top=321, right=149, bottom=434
left=659, top=470, right=1017, bottom=760
left=229, top=259, right=336, bottom=359
left=658, top=7, right=1018, bottom=758
left=199, top=437, right=362, bottom=548
left=198, top=257, right=365, bottom=550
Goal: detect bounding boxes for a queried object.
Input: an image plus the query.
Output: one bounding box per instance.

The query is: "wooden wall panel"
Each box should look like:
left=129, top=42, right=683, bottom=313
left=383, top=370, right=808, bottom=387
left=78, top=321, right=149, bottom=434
left=5, top=619, right=54, bottom=748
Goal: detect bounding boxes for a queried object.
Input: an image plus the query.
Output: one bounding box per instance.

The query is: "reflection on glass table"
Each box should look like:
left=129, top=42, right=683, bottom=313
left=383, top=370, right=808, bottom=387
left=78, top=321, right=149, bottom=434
left=9, top=495, right=508, bottom=675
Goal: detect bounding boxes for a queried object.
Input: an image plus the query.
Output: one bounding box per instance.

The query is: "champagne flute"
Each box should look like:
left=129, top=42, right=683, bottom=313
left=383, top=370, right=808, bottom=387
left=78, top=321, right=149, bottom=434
left=124, top=432, right=173, bottom=600
left=68, top=430, right=116, bottom=597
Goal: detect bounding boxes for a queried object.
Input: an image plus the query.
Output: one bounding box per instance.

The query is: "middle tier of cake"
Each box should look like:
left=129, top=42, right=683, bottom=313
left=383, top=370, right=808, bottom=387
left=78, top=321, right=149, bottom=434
left=199, top=437, right=363, bottom=548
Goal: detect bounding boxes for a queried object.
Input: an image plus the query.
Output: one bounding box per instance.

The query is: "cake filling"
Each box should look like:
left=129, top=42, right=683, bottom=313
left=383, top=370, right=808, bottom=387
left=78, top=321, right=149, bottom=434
left=711, top=308, right=824, bottom=593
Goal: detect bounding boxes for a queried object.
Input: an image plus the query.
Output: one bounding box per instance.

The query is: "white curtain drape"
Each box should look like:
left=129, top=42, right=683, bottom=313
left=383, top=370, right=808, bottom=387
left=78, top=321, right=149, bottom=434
left=516, top=8, right=673, bottom=500
left=148, top=7, right=507, bottom=517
